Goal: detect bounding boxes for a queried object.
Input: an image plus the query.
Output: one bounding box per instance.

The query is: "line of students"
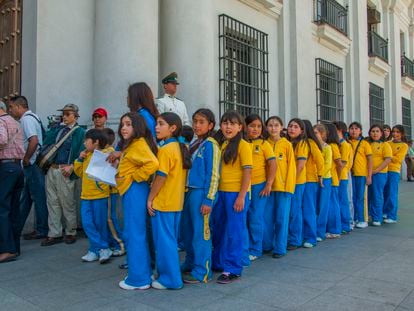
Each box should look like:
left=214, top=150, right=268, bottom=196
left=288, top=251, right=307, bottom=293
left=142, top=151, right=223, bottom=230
left=75, top=107, right=408, bottom=290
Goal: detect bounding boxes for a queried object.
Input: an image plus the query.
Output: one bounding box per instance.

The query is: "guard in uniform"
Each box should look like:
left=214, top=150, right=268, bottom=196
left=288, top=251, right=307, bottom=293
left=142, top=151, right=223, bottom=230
left=156, top=72, right=190, bottom=125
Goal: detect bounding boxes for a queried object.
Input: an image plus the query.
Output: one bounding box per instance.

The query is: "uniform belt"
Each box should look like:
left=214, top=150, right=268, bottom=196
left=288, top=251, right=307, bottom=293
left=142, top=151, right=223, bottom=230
left=0, top=158, right=21, bottom=164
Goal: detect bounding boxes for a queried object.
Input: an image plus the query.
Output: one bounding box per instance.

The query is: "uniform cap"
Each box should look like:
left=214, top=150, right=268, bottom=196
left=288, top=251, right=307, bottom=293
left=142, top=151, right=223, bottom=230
left=162, top=72, right=180, bottom=85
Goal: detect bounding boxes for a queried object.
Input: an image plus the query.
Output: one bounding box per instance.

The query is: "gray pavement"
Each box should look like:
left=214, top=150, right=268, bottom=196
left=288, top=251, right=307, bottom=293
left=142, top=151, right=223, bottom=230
left=1, top=182, right=414, bottom=311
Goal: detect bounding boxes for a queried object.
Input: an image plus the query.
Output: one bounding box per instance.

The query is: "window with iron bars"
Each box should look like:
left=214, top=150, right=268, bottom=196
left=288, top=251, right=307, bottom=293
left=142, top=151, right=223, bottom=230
left=402, top=97, right=412, bottom=141
left=369, top=83, right=384, bottom=126
left=218, top=14, right=269, bottom=120
left=315, top=59, right=344, bottom=123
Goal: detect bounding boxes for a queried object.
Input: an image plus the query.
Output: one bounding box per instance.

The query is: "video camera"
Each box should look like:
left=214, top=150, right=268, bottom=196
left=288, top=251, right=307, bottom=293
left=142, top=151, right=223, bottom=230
left=47, top=114, right=63, bottom=129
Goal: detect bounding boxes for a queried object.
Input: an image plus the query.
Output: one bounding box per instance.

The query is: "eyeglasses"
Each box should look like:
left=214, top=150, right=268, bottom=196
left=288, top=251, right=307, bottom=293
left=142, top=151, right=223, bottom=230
left=62, top=112, right=74, bottom=117
left=93, top=115, right=103, bottom=119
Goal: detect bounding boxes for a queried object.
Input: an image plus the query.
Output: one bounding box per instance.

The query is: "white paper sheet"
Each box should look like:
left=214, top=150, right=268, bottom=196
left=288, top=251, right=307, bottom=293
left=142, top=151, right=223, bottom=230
left=85, top=149, right=117, bottom=187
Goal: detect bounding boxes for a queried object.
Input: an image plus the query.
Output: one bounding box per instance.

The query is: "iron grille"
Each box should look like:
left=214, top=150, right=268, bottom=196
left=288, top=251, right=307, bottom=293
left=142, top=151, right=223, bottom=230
left=369, top=83, right=385, bottom=126
left=368, top=31, right=388, bottom=62
left=402, top=97, right=412, bottom=141
left=314, top=0, right=348, bottom=35
left=0, top=0, right=22, bottom=101
left=315, top=58, right=344, bottom=123
left=218, top=14, right=269, bottom=120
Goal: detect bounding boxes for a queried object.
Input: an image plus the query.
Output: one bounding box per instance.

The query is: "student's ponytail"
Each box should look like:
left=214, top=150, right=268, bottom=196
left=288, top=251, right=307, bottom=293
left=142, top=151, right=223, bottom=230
left=159, top=112, right=192, bottom=170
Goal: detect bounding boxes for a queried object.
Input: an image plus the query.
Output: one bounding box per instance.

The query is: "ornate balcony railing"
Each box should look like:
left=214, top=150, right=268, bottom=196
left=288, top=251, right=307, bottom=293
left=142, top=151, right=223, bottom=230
left=401, top=54, right=414, bottom=79
left=368, top=31, right=388, bottom=62
left=314, top=0, right=348, bottom=35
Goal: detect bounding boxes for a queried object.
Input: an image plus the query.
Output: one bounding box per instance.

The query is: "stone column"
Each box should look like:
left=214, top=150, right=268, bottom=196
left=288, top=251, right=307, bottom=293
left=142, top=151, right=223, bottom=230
left=349, top=0, right=370, bottom=128
left=93, top=0, right=159, bottom=126
left=159, top=0, right=215, bottom=118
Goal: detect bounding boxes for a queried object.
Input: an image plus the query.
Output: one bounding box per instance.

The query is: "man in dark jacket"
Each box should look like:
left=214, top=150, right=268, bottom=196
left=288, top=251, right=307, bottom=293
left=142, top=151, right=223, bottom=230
left=41, top=104, right=85, bottom=246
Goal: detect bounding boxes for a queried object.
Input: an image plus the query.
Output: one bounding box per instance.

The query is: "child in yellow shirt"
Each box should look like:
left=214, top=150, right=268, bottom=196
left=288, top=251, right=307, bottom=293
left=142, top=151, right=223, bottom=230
left=302, top=120, right=324, bottom=248
left=147, top=112, right=191, bottom=290
left=313, top=124, right=332, bottom=241
left=74, top=129, right=112, bottom=263
left=264, top=116, right=296, bottom=258
left=325, top=123, right=343, bottom=238
left=212, top=111, right=252, bottom=284
left=112, top=112, right=159, bottom=290
left=348, top=122, right=373, bottom=228
left=367, top=125, right=392, bottom=226
left=244, top=114, right=276, bottom=263
left=383, top=125, right=409, bottom=223
left=287, top=118, right=309, bottom=250
left=333, top=121, right=353, bottom=233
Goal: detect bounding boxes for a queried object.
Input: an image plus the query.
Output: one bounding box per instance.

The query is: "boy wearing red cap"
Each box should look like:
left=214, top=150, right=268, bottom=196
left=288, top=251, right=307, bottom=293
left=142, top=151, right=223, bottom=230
left=92, top=108, right=108, bottom=130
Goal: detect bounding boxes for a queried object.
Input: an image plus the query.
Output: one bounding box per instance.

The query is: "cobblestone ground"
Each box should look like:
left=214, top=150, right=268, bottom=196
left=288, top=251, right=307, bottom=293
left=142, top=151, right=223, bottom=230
left=1, top=182, right=414, bottom=311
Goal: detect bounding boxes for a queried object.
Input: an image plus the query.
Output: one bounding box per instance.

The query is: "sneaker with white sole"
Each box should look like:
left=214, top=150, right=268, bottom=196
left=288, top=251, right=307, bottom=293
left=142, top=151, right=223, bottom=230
left=316, top=237, right=323, bottom=242
left=326, top=233, right=340, bottom=239
left=112, top=249, right=126, bottom=257
left=99, top=248, right=112, bottom=264
left=303, top=242, right=314, bottom=248
left=81, top=251, right=98, bottom=262
left=355, top=222, right=368, bottom=229
left=151, top=280, right=167, bottom=290
left=384, top=218, right=397, bottom=224
left=382, top=214, right=387, bottom=219
left=372, top=221, right=381, bottom=226
left=248, top=255, right=258, bottom=261
left=119, top=280, right=150, bottom=290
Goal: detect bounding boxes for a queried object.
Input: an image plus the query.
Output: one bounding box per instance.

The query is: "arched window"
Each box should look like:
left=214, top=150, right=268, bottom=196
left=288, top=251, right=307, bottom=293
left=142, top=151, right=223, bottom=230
left=0, top=0, right=22, bottom=101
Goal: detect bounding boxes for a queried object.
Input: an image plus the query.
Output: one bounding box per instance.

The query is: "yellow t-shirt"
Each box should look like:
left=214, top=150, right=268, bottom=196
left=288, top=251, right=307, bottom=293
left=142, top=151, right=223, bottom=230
left=339, top=139, right=352, bottom=180
left=370, top=141, right=392, bottom=173
left=388, top=141, right=409, bottom=173
left=116, top=138, right=159, bottom=195
left=153, top=140, right=187, bottom=212
left=219, top=139, right=253, bottom=192
left=267, top=137, right=296, bottom=194
left=294, top=140, right=309, bottom=185
left=251, top=139, right=275, bottom=185
left=330, top=143, right=341, bottom=186
left=321, top=143, right=332, bottom=179
left=74, top=147, right=114, bottom=200
left=306, top=139, right=324, bottom=182
left=349, top=139, right=372, bottom=177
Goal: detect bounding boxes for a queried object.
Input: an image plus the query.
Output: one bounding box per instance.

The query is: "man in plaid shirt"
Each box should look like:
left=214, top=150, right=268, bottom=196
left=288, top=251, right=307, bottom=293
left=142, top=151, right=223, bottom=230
left=0, top=100, right=25, bottom=263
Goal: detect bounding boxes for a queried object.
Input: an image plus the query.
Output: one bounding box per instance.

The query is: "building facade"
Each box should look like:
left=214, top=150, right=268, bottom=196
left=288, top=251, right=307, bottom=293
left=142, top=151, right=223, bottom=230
left=1, top=0, right=414, bottom=136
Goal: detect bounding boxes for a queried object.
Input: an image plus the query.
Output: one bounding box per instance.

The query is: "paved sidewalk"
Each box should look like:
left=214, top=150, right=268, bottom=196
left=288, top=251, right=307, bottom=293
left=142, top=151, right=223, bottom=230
left=1, top=182, right=414, bottom=311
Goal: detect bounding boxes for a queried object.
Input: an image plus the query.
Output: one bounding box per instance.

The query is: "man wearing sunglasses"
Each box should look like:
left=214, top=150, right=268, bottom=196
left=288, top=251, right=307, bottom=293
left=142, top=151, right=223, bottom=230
left=41, top=104, right=85, bottom=247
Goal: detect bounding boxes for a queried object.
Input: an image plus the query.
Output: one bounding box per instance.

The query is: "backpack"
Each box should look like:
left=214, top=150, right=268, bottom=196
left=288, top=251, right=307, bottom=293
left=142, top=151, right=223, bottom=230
left=25, top=113, right=46, bottom=142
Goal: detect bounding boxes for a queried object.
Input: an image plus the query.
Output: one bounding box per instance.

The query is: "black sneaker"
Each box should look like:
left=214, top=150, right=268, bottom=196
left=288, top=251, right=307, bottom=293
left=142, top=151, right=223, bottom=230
left=287, top=245, right=298, bottom=251
left=216, top=273, right=240, bottom=284
left=272, top=253, right=285, bottom=259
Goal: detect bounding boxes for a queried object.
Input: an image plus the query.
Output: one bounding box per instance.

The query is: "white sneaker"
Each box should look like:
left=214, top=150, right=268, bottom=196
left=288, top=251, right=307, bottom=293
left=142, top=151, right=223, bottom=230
left=316, top=237, right=323, bottom=242
left=249, top=255, right=258, bottom=261
left=81, top=251, right=98, bottom=262
left=99, top=248, right=113, bottom=264
left=326, top=233, right=341, bottom=239
left=384, top=218, right=397, bottom=224
left=111, top=249, right=126, bottom=257
left=151, top=280, right=167, bottom=290
left=303, top=242, right=314, bottom=248
left=355, top=222, right=368, bottom=229
left=382, top=214, right=387, bottom=219
left=119, top=280, right=150, bottom=290
left=372, top=221, right=381, bottom=226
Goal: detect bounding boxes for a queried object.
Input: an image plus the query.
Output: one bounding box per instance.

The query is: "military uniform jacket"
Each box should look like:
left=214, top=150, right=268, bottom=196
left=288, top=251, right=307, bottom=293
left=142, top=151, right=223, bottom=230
left=156, top=94, right=190, bottom=125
